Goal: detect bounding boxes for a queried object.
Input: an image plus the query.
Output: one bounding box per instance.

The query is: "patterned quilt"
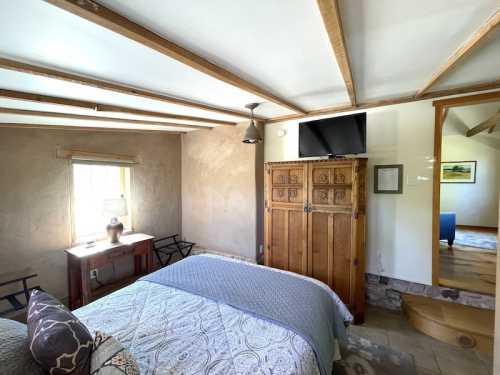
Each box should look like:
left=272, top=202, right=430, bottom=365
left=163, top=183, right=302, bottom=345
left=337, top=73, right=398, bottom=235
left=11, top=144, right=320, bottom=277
left=74, top=255, right=352, bottom=374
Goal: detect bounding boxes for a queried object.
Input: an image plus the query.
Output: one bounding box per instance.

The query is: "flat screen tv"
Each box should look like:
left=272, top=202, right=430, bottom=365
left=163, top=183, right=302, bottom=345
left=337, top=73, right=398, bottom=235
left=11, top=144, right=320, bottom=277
left=299, top=112, right=366, bottom=158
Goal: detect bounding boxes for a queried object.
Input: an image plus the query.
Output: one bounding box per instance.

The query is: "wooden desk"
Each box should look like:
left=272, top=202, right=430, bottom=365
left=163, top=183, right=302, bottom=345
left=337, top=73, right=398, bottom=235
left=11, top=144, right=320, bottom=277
left=65, top=233, right=154, bottom=309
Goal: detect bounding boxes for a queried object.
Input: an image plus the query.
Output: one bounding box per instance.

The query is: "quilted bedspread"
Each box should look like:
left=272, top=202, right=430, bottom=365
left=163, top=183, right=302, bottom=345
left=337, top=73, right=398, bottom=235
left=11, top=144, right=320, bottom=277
left=74, top=255, right=352, bottom=374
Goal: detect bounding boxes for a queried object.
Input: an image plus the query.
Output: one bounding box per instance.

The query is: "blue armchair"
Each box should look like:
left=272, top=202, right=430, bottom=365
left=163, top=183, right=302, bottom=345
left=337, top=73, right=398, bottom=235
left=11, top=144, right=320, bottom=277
left=440, top=212, right=456, bottom=246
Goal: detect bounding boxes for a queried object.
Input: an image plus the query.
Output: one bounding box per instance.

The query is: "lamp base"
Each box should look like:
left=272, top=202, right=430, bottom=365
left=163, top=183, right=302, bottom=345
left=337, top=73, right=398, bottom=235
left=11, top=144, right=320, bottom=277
left=106, top=217, right=124, bottom=243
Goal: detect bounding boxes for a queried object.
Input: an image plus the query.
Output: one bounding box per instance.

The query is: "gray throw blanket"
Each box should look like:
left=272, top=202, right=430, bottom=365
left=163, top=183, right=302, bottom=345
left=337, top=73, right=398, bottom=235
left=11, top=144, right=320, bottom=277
left=141, top=255, right=347, bottom=375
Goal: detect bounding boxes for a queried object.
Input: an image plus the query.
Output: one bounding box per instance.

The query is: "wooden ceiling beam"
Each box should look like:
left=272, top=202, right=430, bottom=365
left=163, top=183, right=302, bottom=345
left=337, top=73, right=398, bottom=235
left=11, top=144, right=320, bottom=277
left=0, top=89, right=236, bottom=126
left=266, top=80, right=500, bottom=124
left=0, top=57, right=256, bottom=120
left=43, top=0, right=306, bottom=114
left=488, top=124, right=496, bottom=134
left=0, top=123, right=184, bottom=135
left=317, top=0, right=356, bottom=105
left=466, top=111, right=500, bottom=137
left=0, top=107, right=210, bottom=131
left=417, top=9, right=500, bottom=96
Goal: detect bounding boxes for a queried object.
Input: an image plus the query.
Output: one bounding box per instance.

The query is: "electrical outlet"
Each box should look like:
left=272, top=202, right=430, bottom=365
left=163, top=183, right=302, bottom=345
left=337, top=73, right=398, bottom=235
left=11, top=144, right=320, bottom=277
left=90, top=269, right=98, bottom=279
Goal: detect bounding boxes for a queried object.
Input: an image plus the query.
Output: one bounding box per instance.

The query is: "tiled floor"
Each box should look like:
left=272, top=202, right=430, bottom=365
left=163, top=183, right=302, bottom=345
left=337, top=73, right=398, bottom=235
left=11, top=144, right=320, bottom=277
left=349, top=305, right=493, bottom=375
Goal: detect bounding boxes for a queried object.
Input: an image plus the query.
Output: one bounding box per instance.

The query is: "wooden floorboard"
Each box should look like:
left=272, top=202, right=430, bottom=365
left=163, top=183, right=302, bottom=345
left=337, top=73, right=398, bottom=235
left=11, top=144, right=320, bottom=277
left=439, top=244, right=496, bottom=295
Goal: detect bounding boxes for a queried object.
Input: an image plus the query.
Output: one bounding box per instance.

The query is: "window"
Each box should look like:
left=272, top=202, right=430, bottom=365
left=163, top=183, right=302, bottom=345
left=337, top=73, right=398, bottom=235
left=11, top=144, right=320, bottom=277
left=72, top=162, right=132, bottom=243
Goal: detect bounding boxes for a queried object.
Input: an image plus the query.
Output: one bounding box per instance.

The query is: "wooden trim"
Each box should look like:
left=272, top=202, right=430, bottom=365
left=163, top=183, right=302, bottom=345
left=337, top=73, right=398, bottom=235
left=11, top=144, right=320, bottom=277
left=56, top=148, right=138, bottom=164
left=266, top=80, right=500, bottom=124
left=433, top=90, right=500, bottom=108
left=0, top=89, right=237, bottom=126
left=0, top=123, right=184, bottom=134
left=317, top=0, right=356, bottom=105
left=432, top=104, right=444, bottom=285
left=43, top=0, right=306, bottom=114
left=417, top=9, right=500, bottom=96
left=0, top=107, right=209, bottom=130
left=0, top=57, right=254, bottom=120
left=432, top=90, right=500, bottom=286
left=456, top=225, right=498, bottom=233
left=466, top=111, right=500, bottom=137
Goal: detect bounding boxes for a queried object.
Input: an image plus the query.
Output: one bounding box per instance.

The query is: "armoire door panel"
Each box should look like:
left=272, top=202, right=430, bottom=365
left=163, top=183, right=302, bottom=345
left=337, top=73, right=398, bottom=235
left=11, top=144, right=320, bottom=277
left=332, top=213, right=352, bottom=303
left=308, top=212, right=332, bottom=286
left=288, top=210, right=307, bottom=274
left=270, top=209, right=287, bottom=270
left=289, top=169, right=304, bottom=185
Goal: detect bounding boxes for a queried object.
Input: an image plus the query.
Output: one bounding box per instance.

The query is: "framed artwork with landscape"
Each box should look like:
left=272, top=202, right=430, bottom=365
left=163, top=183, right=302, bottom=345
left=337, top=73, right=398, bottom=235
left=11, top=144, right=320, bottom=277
left=440, top=161, right=477, bottom=183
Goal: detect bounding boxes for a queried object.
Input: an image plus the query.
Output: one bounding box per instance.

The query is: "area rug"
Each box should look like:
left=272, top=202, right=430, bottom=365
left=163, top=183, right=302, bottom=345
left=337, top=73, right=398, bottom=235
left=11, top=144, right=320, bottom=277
left=454, top=229, right=497, bottom=251
left=334, top=334, right=417, bottom=375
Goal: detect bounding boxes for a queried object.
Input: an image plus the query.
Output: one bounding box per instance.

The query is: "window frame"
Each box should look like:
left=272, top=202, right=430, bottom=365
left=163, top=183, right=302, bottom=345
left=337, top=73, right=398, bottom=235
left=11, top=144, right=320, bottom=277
left=69, top=160, right=135, bottom=245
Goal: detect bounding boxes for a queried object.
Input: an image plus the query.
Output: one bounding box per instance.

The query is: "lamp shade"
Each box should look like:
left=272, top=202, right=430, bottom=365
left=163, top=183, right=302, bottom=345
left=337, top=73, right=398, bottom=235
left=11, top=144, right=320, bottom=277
left=242, top=120, right=263, bottom=144
left=102, top=197, right=128, bottom=218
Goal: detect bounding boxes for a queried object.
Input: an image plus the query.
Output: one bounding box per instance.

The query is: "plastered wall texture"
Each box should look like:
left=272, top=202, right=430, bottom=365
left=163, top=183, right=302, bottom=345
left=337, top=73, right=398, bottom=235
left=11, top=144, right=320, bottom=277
left=0, top=128, right=181, bottom=305
left=182, top=124, right=263, bottom=261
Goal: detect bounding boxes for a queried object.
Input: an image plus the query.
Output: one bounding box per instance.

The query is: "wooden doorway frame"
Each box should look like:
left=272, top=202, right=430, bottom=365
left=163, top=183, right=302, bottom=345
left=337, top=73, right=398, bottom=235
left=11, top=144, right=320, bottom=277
left=432, top=90, right=500, bottom=285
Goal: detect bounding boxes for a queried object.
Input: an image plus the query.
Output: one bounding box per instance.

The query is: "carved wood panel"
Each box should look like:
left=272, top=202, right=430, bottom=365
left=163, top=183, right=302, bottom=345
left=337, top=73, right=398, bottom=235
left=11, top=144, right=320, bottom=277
left=333, top=167, right=352, bottom=184
left=272, top=188, right=288, bottom=202
left=312, top=168, right=330, bottom=184
left=272, top=169, right=288, bottom=185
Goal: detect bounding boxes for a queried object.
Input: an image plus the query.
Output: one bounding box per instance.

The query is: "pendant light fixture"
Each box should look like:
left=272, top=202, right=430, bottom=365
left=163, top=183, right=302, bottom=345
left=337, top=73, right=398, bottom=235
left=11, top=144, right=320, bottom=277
left=242, top=103, right=263, bottom=144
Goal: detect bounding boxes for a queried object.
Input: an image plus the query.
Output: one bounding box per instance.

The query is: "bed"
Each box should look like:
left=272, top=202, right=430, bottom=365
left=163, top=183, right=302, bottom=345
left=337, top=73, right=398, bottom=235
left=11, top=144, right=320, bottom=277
left=74, top=254, right=352, bottom=375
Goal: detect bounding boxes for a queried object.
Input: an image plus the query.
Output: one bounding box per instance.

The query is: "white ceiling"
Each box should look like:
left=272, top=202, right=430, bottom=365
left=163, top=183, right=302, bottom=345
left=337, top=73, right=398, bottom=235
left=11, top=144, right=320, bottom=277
left=0, top=0, right=498, bottom=132
left=443, top=101, right=500, bottom=149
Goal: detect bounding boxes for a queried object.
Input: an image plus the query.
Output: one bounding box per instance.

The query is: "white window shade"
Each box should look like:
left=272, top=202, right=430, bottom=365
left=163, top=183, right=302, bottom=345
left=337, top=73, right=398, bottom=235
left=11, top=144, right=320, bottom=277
left=72, top=162, right=133, bottom=242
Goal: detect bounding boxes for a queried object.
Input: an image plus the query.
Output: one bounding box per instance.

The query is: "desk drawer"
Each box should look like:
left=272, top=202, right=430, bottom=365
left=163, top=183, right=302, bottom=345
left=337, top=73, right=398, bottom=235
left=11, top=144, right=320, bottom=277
left=88, top=246, right=134, bottom=269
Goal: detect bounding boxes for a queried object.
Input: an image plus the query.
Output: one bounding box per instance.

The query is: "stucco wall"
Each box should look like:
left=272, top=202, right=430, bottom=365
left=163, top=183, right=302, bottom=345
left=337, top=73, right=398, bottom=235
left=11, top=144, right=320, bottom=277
left=441, top=134, right=500, bottom=228
left=182, top=124, right=262, bottom=261
left=264, top=100, right=435, bottom=285
left=0, top=128, right=181, bottom=303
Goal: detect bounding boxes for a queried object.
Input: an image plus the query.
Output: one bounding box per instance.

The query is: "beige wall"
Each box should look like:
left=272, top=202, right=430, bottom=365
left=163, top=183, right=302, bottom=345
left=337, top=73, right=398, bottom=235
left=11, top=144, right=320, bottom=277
left=265, top=100, right=436, bottom=285
left=0, top=128, right=181, bottom=303
left=441, top=134, right=500, bottom=228
left=182, top=124, right=263, bottom=261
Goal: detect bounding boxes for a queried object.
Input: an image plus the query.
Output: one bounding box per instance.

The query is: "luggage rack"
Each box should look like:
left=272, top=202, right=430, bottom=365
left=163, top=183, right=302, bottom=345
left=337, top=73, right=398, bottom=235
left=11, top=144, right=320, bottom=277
left=153, top=234, right=195, bottom=267
left=0, top=268, right=42, bottom=317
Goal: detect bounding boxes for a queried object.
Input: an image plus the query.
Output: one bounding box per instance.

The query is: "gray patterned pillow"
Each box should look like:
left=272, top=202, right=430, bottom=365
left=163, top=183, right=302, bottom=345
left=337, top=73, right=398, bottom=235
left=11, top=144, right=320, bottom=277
left=27, top=290, right=93, bottom=375
left=91, top=331, right=139, bottom=375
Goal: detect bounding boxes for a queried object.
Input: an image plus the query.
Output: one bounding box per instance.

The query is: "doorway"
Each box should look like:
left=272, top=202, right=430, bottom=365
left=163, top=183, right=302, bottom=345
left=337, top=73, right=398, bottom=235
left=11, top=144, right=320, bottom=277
left=432, top=91, right=500, bottom=294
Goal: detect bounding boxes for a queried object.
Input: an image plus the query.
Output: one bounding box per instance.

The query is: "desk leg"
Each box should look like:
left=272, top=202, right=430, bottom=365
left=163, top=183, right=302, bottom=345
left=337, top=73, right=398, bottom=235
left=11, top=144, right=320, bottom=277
left=134, top=254, right=142, bottom=276
left=146, top=240, right=152, bottom=273
left=80, top=258, right=90, bottom=307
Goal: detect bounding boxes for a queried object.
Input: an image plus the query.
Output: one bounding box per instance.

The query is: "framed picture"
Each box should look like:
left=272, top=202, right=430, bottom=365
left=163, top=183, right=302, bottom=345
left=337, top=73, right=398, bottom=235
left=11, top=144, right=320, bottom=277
left=440, top=161, right=477, bottom=183
left=374, top=164, right=403, bottom=194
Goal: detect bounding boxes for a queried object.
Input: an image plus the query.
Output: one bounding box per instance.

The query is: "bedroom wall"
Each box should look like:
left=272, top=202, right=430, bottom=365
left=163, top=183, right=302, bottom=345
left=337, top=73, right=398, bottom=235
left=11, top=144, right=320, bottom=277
left=440, top=134, right=500, bottom=228
left=0, top=128, right=181, bottom=304
left=182, top=124, right=263, bottom=261
left=265, top=100, right=435, bottom=285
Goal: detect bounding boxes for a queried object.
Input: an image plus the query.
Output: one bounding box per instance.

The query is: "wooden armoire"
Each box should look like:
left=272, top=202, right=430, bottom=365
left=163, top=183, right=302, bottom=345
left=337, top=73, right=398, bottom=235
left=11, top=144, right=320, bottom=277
left=264, top=158, right=367, bottom=323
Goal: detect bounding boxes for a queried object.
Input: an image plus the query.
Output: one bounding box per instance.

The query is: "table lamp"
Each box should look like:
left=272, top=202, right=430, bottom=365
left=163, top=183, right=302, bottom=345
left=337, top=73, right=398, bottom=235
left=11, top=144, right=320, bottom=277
left=102, top=196, right=128, bottom=243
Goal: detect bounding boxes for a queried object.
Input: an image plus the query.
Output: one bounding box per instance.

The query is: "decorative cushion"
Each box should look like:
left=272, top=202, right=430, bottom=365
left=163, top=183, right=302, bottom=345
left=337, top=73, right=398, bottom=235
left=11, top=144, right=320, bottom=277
left=27, top=290, right=93, bottom=375
left=90, top=331, right=139, bottom=375
left=0, top=318, right=45, bottom=375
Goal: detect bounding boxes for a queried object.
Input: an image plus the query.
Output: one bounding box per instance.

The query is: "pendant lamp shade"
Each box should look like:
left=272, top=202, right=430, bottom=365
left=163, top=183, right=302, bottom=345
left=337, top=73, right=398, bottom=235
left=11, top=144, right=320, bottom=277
left=242, top=103, right=262, bottom=144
